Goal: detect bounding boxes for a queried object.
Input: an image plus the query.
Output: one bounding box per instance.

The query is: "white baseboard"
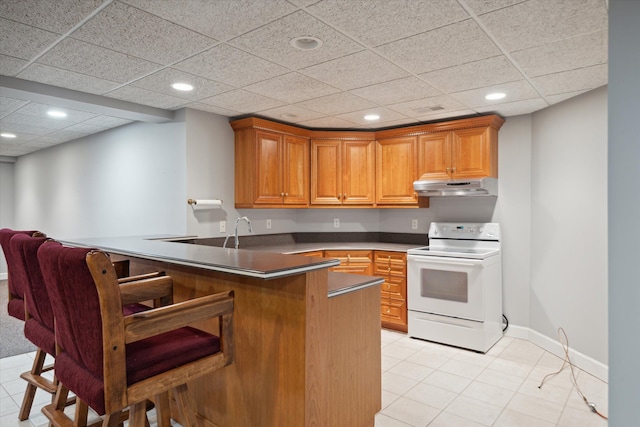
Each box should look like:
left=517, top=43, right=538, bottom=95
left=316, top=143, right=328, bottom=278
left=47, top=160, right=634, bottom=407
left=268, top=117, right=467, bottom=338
left=505, top=325, right=608, bottom=383
left=0, top=272, right=6, bottom=280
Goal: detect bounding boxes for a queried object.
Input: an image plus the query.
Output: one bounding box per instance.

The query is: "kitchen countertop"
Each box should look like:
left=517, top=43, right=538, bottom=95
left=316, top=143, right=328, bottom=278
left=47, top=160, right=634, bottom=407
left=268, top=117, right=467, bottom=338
left=61, top=236, right=340, bottom=279
left=246, top=241, right=420, bottom=254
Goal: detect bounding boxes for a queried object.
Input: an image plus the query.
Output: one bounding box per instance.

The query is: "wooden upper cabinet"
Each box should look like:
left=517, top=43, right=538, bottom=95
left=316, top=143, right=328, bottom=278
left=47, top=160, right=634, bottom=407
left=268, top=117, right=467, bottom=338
left=417, top=132, right=451, bottom=181
left=376, top=136, right=418, bottom=205
left=311, top=139, right=375, bottom=206
left=232, top=118, right=310, bottom=208
left=417, top=123, right=500, bottom=181
left=451, top=126, right=497, bottom=179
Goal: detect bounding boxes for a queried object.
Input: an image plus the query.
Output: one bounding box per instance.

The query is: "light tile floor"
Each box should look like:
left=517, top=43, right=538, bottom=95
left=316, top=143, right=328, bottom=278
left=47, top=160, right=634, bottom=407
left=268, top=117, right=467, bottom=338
left=0, top=330, right=609, bottom=427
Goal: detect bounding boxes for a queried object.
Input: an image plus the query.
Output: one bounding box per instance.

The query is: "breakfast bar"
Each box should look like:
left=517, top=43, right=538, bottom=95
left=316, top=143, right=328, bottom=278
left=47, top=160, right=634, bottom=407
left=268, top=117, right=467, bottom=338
left=62, top=236, right=383, bottom=427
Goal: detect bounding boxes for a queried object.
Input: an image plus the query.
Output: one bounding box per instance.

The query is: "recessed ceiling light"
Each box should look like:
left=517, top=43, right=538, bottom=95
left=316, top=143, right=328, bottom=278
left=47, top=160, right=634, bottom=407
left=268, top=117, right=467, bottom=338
left=290, top=36, right=323, bottom=51
left=172, top=82, right=194, bottom=91
left=364, top=114, right=380, bottom=121
left=1, top=132, right=17, bottom=138
left=485, top=92, right=506, bottom=100
left=47, top=110, right=67, bottom=118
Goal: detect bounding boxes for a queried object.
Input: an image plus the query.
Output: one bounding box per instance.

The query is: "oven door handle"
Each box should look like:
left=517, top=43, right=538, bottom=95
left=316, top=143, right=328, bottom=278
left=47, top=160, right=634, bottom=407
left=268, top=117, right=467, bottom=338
left=408, top=255, right=484, bottom=267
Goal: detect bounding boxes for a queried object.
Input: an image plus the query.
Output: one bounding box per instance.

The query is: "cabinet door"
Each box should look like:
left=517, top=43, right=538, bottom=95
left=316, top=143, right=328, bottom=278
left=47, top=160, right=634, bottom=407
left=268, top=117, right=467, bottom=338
left=451, top=127, right=494, bottom=179
left=311, top=140, right=342, bottom=205
left=342, top=140, right=375, bottom=205
left=254, top=130, right=283, bottom=205
left=376, top=137, right=418, bottom=205
left=283, top=135, right=309, bottom=205
left=417, top=133, right=452, bottom=180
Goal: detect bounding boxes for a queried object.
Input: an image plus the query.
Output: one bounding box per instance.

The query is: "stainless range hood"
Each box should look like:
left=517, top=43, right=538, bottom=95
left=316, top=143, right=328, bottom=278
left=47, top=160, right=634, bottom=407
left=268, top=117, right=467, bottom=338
left=413, top=177, right=498, bottom=197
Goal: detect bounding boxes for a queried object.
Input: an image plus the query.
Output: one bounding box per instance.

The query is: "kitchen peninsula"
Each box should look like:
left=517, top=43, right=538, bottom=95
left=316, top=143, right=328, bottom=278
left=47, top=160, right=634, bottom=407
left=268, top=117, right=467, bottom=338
left=62, top=236, right=383, bottom=427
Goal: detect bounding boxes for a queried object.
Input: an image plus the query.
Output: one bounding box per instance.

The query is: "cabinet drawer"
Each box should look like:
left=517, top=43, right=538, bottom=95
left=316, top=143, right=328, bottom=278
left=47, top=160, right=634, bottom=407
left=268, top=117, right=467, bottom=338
left=324, top=250, right=373, bottom=264
left=373, top=262, right=406, bottom=277
left=374, top=251, right=406, bottom=264
left=380, top=276, right=406, bottom=299
left=329, top=264, right=373, bottom=275
left=381, top=299, right=407, bottom=324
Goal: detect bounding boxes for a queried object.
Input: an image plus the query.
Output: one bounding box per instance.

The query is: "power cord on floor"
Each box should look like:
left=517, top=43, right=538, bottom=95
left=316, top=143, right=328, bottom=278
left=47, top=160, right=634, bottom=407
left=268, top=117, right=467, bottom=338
left=537, top=327, right=608, bottom=420
left=502, top=314, right=509, bottom=332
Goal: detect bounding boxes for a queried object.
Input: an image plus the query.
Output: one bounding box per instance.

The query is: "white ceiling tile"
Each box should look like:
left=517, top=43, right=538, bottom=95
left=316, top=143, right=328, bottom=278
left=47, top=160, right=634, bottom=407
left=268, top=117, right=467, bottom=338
left=298, top=116, right=360, bottom=129
left=173, top=44, right=289, bottom=88
left=2, top=112, right=74, bottom=130
left=0, top=121, right=54, bottom=136
left=15, top=102, right=98, bottom=122
left=475, top=98, right=548, bottom=116
left=199, top=90, right=285, bottom=114
left=70, top=2, right=216, bottom=65
left=0, top=18, right=59, bottom=60
left=131, top=68, right=234, bottom=101
left=416, top=109, right=479, bottom=123
left=244, top=73, right=340, bottom=104
left=42, top=128, right=89, bottom=142
left=419, top=55, right=523, bottom=93
left=105, top=86, right=187, bottom=109
left=296, top=92, right=377, bottom=115
left=122, top=0, right=297, bottom=40
left=0, top=130, right=38, bottom=143
left=37, top=38, right=162, bottom=83
left=0, top=54, right=28, bottom=76
left=478, top=0, right=608, bottom=52
left=463, top=0, right=528, bottom=15
left=182, top=103, right=242, bottom=117
left=376, top=19, right=501, bottom=74
left=255, top=105, right=325, bottom=123
left=230, top=11, right=364, bottom=70
left=372, top=117, right=423, bottom=129
left=511, top=30, right=607, bottom=78
left=17, top=63, right=120, bottom=95
left=0, top=97, right=29, bottom=117
left=307, top=0, right=469, bottom=46
left=336, top=107, right=408, bottom=126
left=450, top=80, right=540, bottom=108
left=349, top=77, right=442, bottom=106
left=387, top=95, right=468, bottom=117
left=301, top=50, right=409, bottom=90
left=532, top=64, right=608, bottom=97
left=0, top=0, right=104, bottom=34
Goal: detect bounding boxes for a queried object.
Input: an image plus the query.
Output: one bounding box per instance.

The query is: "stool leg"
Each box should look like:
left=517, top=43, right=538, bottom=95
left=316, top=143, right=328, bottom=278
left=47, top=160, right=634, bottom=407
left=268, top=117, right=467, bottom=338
left=128, top=402, right=148, bottom=427
left=172, top=384, right=197, bottom=427
left=154, top=392, right=171, bottom=427
left=18, top=348, right=47, bottom=420
left=74, top=400, right=88, bottom=427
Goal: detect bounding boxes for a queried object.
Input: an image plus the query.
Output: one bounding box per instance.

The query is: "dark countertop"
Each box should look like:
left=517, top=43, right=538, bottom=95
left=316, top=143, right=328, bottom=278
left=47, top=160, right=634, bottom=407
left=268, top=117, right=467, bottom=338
left=61, top=236, right=339, bottom=279
left=327, top=272, right=383, bottom=298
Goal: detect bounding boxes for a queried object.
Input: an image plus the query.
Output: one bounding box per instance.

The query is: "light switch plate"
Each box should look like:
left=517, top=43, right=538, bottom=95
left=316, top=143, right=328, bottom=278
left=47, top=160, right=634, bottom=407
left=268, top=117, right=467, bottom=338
left=412, top=219, right=418, bottom=230
left=266, top=219, right=272, bottom=229
left=334, top=218, right=340, bottom=228
left=220, top=221, right=226, bottom=233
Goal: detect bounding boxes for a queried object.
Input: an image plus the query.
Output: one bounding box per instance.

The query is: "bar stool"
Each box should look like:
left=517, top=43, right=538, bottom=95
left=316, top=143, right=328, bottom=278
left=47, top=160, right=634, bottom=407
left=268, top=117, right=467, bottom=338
left=37, top=241, right=235, bottom=427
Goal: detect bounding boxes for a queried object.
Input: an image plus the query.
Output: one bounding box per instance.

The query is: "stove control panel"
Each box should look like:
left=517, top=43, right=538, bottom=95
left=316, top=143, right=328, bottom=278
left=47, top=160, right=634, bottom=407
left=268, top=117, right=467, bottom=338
left=429, top=222, right=500, bottom=241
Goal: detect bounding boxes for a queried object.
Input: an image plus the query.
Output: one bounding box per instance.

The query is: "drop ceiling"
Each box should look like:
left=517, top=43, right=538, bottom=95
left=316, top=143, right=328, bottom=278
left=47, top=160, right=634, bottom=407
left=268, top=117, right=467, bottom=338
left=0, top=0, right=609, bottom=157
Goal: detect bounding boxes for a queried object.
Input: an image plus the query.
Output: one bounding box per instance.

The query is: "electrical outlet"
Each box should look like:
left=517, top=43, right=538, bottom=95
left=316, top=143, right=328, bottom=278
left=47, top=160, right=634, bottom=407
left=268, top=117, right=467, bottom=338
left=334, top=218, right=340, bottom=228
left=411, top=219, right=418, bottom=230
left=220, top=221, right=226, bottom=233
left=266, top=219, right=272, bottom=229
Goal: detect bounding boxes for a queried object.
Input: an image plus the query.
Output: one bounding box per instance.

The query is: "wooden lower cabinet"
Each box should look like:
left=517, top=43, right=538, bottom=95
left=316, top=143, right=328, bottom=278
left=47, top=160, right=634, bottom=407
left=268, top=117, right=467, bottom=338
left=374, top=251, right=408, bottom=332
left=324, top=250, right=373, bottom=275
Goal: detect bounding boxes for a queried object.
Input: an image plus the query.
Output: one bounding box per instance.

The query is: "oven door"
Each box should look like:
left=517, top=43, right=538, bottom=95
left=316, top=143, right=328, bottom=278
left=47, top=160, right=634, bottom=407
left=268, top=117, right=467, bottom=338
left=407, top=254, right=487, bottom=321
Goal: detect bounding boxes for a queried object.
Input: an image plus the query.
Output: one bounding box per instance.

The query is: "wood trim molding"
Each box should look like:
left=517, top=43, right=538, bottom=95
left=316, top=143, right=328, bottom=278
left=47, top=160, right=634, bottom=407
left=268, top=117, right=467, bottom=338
left=230, top=115, right=504, bottom=142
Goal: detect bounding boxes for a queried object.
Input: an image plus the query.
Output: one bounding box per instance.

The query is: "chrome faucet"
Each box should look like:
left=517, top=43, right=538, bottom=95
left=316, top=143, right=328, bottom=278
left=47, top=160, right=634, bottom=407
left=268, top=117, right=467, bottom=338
left=223, top=216, right=252, bottom=249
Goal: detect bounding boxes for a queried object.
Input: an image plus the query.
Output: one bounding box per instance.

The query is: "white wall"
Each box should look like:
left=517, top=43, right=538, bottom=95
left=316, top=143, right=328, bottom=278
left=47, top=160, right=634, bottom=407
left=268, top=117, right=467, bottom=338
left=13, top=119, right=187, bottom=239
left=530, top=86, right=608, bottom=364
left=0, top=160, right=15, bottom=277
left=608, top=0, right=640, bottom=424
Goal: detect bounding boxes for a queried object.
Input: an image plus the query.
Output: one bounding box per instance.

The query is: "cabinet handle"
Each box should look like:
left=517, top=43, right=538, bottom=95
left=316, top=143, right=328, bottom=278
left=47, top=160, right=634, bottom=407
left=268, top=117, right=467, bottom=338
left=386, top=284, right=390, bottom=290
left=337, top=194, right=341, bottom=200
left=414, top=192, right=418, bottom=199
left=446, top=167, right=450, bottom=173
left=280, top=192, right=284, bottom=197
left=387, top=267, right=391, bottom=272
left=347, top=254, right=351, bottom=262
left=452, top=167, right=457, bottom=173
left=285, top=192, right=288, bottom=196
left=386, top=309, right=391, bottom=314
